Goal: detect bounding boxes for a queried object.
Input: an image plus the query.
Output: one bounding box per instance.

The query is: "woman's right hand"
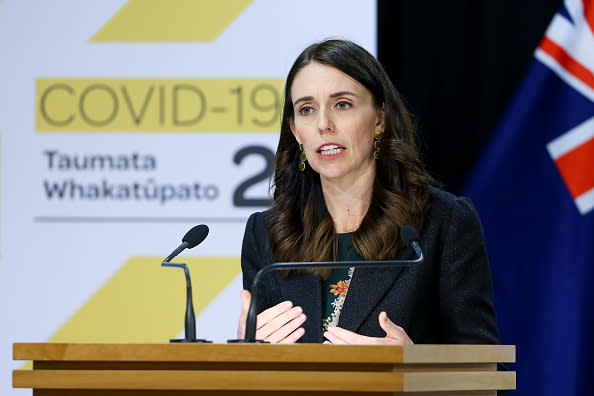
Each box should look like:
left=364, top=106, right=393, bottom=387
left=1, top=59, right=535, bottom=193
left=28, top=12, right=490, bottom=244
left=237, top=289, right=306, bottom=343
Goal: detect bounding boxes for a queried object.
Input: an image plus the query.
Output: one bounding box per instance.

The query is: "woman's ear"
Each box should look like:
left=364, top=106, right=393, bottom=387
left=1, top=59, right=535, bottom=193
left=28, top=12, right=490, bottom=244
left=290, top=119, right=302, bottom=144
left=376, top=103, right=385, bottom=131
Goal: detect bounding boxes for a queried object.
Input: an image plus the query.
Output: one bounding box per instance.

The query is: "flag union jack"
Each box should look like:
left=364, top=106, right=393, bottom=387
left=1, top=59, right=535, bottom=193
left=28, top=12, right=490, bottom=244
left=541, top=0, right=594, bottom=214
left=463, top=2, right=594, bottom=394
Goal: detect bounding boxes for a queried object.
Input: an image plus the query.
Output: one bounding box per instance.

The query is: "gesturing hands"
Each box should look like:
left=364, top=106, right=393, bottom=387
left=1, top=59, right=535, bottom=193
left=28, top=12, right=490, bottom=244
left=237, top=290, right=307, bottom=343
left=323, top=311, right=414, bottom=345
left=236, top=291, right=410, bottom=345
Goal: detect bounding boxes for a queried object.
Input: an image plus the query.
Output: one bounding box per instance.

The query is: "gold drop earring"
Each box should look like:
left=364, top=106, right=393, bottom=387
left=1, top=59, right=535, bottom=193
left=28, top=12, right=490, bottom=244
left=373, top=130, right=384, bottom=159
left=299, top=144, right=307, bottom=171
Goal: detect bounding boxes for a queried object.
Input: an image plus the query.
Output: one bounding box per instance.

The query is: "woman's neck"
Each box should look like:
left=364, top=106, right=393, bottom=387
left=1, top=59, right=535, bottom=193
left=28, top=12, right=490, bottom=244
left=321, top=173, right=374, bottom=234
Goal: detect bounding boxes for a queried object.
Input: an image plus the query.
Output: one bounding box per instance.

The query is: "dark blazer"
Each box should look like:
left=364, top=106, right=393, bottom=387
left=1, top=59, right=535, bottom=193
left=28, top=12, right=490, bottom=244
left=241, top=187, right=500, bottom=344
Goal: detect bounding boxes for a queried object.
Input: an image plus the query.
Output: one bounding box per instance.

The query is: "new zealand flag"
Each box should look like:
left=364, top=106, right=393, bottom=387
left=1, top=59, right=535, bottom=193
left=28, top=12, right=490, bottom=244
left=463, top=0, right=594, bottom=394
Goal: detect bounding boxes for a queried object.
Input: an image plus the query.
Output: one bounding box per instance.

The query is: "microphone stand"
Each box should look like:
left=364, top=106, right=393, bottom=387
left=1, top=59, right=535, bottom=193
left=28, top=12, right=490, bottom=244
left=228, top=245, right=423, bottom=343
left=162, top=261, right=211, bottom=343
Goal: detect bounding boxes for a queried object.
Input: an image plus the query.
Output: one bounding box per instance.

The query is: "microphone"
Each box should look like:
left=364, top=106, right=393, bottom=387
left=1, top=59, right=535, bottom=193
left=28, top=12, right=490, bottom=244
left=231, top=225, right=424, bottom=343
left=161, top=224, right=211, bottom=343
left=400, top=225, right=422, bottom=258
left=163, top=224, right=209, bottom=263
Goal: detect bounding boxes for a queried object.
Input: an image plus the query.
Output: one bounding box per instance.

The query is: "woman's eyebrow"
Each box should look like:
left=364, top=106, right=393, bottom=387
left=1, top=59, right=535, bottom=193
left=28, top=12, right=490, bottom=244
left=330, top=90, right=359, bottom=98
left=293, top=91, right=360, bottom=106
left=293, top=96, right=313, bottom=106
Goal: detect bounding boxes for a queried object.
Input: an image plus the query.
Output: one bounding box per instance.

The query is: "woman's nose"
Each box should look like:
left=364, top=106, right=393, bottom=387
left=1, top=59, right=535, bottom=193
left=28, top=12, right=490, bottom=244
left=317, top=108, right=334, bottom=133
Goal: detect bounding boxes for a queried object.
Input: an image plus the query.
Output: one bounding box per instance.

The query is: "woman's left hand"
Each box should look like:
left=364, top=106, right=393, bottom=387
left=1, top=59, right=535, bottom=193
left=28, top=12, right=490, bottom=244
left=323, top=311, right=413, bottom=345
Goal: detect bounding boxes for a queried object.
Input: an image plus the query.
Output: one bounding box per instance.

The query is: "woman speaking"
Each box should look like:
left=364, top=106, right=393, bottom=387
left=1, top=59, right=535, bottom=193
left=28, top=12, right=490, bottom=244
left=237, top=39, right=500, bottom=346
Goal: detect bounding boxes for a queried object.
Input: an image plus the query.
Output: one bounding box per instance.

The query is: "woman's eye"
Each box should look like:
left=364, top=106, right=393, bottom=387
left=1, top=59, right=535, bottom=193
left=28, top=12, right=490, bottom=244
left=299, top=106, right=314, bottom=115
left=336, top=101, right=352, bottom=110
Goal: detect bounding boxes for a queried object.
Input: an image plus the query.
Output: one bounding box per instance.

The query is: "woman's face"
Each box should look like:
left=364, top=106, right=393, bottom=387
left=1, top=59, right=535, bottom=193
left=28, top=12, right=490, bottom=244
left=290, top=62, right=384, bottom=185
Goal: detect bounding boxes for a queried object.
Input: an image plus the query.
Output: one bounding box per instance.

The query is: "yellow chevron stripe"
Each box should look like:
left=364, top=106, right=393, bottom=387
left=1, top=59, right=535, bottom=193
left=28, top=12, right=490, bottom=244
left=21, top=256, right=239, bottom=369
left=91, top=0, right=253, bottom=42
left=49, top=256, right=240, bottom=342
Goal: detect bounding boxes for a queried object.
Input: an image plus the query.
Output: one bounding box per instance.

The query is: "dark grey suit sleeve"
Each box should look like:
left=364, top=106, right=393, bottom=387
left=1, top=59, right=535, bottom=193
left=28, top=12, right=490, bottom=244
left=438, top=196, right=500, bottom=344
left=240, top=211, right=274, bottom=311
left=241, top=212, right=262, bottom=291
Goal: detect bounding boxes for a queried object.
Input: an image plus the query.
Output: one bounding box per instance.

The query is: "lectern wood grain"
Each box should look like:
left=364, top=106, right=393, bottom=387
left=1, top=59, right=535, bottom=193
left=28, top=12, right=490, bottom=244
left=13, top=343, right=515, bottom=395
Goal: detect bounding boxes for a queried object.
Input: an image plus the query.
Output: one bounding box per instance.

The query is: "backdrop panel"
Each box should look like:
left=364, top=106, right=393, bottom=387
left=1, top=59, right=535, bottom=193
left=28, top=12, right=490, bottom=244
left=0, top=1, right=376, bottom=394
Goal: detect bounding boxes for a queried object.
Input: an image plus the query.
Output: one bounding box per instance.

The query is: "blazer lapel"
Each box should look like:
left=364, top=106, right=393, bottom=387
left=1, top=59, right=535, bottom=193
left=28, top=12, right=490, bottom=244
left=338, top=246, right=414, bottom=333
left=277, top=272, right=323, bottom=343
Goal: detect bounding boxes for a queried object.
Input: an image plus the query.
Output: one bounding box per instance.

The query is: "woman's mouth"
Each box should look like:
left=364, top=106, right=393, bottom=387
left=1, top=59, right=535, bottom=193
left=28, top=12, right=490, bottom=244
left=317, top=143, right=346, bottom=159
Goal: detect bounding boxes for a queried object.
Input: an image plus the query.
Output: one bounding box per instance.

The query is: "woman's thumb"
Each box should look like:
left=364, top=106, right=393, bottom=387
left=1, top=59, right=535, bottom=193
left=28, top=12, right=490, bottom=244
left=240, top=289, right=252, bottom=320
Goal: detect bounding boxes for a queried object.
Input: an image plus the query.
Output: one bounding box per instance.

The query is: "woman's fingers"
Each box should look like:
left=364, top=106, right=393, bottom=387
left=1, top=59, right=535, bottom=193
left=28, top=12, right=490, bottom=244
left=257, top=305, right=304, bottom=340
left=278, top=326, right=306, bottom=344
left=324, top=326, right=373, bottom=344
left=236, top=289, right=252, bottom=339
left=378, top=311, right=413, bottom=345
left=237, top=290, right=306, bottom=343
left=262, top=311, right=307, bottom=343
left=256, top=300, right=294, bottom=329
left=323, top=313, right=413, bottom=345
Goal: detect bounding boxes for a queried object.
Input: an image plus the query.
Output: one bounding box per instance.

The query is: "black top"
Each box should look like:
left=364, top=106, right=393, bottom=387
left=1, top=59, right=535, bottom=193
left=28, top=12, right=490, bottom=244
left=321, top=233, right=359, bottom=332
left=240, top=187, right=500, bottom=345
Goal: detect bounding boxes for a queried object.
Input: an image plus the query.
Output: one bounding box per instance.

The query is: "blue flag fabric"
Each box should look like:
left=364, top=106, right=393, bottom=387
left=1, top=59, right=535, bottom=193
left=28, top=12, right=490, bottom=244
left=462, top=1, right=594, bottom=395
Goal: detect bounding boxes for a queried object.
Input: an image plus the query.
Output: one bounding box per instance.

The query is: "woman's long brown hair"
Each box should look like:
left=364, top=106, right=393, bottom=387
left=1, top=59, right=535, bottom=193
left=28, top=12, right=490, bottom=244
left=267, top=40, right=433, bottom=278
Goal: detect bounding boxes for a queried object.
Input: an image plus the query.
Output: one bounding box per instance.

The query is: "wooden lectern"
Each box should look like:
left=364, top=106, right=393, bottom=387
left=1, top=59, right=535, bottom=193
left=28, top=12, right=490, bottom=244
left=13, top=342, right=515, bottom=395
